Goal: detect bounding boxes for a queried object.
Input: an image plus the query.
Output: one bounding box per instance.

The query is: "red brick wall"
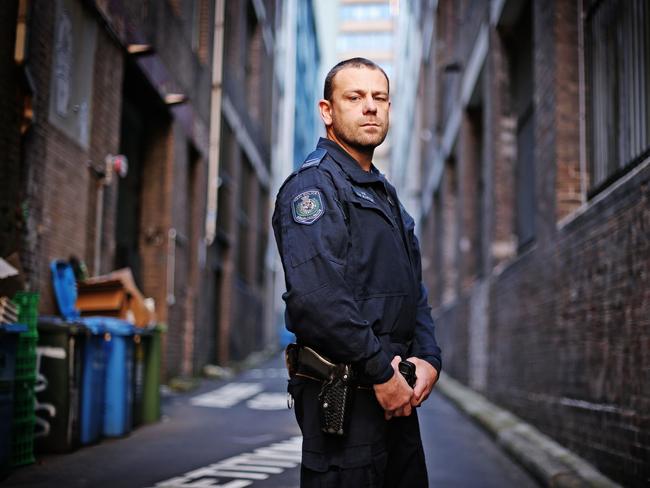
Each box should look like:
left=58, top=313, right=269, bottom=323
left=86, top=30, right=124, bottom=277
left=553, top=0, right=582, bottom=221
left=487, top=164, right=650, bottom=484
left=420, top=0, right=650, bottom=484
left=8, top=0, right=215, bottom=383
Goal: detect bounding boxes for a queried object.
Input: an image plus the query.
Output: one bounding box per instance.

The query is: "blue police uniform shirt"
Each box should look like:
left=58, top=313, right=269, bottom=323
left=272, top=138, right=442, bottom=384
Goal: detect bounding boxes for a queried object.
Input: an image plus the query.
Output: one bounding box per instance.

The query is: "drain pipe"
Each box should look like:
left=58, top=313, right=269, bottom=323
left=204, top=0, right=226, bottom=245
left=91, top=154, right=128, bottom=276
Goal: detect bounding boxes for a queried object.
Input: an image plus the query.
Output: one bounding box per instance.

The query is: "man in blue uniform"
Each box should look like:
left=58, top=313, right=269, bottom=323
left=272, top=58, right=442, bottom=487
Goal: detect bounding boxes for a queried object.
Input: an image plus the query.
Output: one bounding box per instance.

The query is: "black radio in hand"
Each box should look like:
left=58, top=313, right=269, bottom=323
left=398, top=360, right=417, bottom=387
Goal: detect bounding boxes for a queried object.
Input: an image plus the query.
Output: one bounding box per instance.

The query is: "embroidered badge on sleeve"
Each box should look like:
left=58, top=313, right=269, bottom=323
left=291, top=190, right=325, bottom=225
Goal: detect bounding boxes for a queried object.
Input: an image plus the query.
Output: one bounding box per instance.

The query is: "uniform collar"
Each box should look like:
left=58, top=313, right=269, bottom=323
left=317, top=137, right=383, bottom=184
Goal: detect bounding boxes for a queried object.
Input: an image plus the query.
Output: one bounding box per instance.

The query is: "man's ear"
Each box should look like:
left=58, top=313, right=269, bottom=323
left=318, top=99, right=333, bottom=126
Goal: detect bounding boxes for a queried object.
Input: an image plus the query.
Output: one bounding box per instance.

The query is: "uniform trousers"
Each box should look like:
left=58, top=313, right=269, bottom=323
left=289, top=376, right=428, bottom=488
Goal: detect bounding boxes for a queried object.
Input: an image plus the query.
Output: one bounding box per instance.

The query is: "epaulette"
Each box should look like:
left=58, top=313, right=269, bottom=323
left=298, top=148, right=327, bottom=171
left=277, top=148, right=328, bottom=197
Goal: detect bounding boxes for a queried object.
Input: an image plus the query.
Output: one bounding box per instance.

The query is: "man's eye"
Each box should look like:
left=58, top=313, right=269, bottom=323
left=349, top=96, right=360, bottom=101
left=375, top=97, right=387, bottom=102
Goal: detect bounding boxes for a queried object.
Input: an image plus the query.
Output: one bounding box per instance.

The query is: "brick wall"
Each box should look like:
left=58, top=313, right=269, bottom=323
left=209, top=0, right=275, bottom=365
left=86, top=29, right=124, bottom=277
left=420, top=0, right=650, bottom=484
left=9, top=2, right=125, bottom=314
left=9, top=0, right=215, bottom=382
left=20, top=2, right=87, bottom=311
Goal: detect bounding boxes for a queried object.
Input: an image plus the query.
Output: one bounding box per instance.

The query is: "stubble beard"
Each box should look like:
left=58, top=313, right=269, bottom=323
left=331, top=117, right=389, bottom=152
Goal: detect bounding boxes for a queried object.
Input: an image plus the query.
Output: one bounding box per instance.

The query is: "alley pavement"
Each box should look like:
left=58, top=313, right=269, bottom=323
left=3, top=354, right=538, bottom=488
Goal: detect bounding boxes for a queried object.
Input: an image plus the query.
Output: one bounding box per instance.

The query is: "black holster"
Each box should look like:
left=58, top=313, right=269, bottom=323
left=285, top=344, right=355, bottom=436
left=318, top=363, right=353, bottom=436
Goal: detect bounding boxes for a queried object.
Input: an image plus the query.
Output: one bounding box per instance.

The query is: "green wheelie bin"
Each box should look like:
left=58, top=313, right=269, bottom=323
left=142, top=323, right=165, bottom=424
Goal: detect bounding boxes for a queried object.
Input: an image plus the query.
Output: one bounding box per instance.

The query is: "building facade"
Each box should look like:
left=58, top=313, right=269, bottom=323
left=336, top=0, right=395, bottom=173
left=1, top=0, right=216, bottom=381
left=209, top=0, right=279, bottom=364
left=391, top=0, right=429, bottom=216
left=416, top=0, right=649, bottom=485
left=269, top=0, right=323, bottom=348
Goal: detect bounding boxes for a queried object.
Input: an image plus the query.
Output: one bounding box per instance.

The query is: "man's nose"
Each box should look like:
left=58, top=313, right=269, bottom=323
left=362, top=95, right=377, bottom=113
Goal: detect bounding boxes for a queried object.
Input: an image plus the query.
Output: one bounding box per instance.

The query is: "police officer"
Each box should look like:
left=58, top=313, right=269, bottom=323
left=272, top=58, right=442, bottom=487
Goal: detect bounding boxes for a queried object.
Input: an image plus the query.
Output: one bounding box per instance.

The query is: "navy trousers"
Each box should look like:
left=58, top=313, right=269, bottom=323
left=289, top=377, right=428, bottom=487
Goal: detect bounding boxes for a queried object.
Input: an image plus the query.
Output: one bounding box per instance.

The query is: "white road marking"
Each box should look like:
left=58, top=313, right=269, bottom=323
left=190, top=383, right=263, bottom=408
left=154, top=477, right=251, bottom=488
left=210, top=471, right=268, bottom=480
left=151, top=436, right=302, bottom=488
left=217, top=464, right=283, bottom=474
left=252, top=448, right=302, bottom=461
left=246, top=392, right=289, bottom=410
left=232, top=456, right=297, bottom=468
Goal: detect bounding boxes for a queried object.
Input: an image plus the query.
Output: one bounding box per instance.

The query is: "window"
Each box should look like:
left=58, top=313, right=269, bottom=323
left=337, top=32, right=393, bottom=52
left=585, top=0, right=649, bottom=193
left=257, top=187, right=269, bottom=286
left=48, top=0, right=97, bottom=149
left=442, top=157, right=459, bottom=304
left=340, top=4, right=391, bottom=21
left=237, top=160, right=253, bottom=284
left=505, top=1, right=535, bottom=251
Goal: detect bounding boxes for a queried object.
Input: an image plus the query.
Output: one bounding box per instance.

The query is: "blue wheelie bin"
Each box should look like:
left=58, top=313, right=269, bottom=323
left=77, top=317, right=107, bottom=445
left=49, top=261, right=137, bottom=438
left=101, top=318, right=135, bottom=437
left=50, top=261, right=109, bottom=445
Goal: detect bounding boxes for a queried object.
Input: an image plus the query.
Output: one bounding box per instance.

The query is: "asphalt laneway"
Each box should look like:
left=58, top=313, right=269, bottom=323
left=4, top=354, right=538, bottom=487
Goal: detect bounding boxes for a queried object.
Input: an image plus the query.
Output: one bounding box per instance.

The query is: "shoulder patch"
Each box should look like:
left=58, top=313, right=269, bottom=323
left=291, top=189, right=325, bottom=225
left=299, top=148, right=327, bottom=171
left=352, top=186, right=375, bottom=203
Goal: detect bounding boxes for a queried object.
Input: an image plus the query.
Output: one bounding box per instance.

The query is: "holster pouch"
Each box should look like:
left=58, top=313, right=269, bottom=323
left=318, top=363, right=353, bottom=436
left=285, top=344, right=355, bottom=436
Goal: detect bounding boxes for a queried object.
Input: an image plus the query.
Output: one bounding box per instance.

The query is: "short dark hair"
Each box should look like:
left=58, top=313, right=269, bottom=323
left=323, top=57, right=390, bottom=101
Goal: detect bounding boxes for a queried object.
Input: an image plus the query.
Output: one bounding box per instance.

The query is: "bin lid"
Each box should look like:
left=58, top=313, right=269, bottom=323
left=77, top=316, right=107, bottom=335
left=38, top=315, right=84, bottom=335
left=0, top=323, right=28, bottom=334
left=50, top=260, right=80, bottom=320
left=101, top=317, right=136, bottom=336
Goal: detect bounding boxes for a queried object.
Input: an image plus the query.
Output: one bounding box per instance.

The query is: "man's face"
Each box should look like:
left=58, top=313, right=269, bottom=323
left=323, top=67, right=390, bottom=151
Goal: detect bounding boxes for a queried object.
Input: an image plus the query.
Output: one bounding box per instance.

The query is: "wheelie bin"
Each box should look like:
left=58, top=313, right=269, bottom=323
left=78, top=317, right=107, bottom=445
left=101, top=318, right=135, bottom=437
left=131, top=327, right=150, bottom=427
left=142, top=323, right=165, bottom=424
left=34, top=317, right=84, bottom=453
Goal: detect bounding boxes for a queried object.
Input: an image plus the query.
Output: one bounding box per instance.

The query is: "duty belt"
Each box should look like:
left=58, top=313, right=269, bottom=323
left=285, top=344, right=372, bottom=389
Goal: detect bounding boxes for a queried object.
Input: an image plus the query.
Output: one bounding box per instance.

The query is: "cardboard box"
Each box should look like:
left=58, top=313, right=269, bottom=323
left=77, top=269, right=155, bottom=326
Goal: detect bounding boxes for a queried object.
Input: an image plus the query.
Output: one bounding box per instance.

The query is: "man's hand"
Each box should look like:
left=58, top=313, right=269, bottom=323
left=407, top=357, right=438, bottom=407
left=373, top=356, right=414, bottom=420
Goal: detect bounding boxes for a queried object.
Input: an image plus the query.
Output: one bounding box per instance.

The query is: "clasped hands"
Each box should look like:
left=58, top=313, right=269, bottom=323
left=373, top=356, right=438, bottom=420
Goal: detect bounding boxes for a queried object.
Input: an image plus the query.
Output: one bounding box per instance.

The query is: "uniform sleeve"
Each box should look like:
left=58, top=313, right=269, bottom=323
left=403, top=211, right=442, bottom=374
left=272, top=169, right=393, bottom=384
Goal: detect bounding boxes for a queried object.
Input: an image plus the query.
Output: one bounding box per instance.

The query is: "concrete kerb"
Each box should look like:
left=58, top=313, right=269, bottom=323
left=435, top=375, right=622, bottom=488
